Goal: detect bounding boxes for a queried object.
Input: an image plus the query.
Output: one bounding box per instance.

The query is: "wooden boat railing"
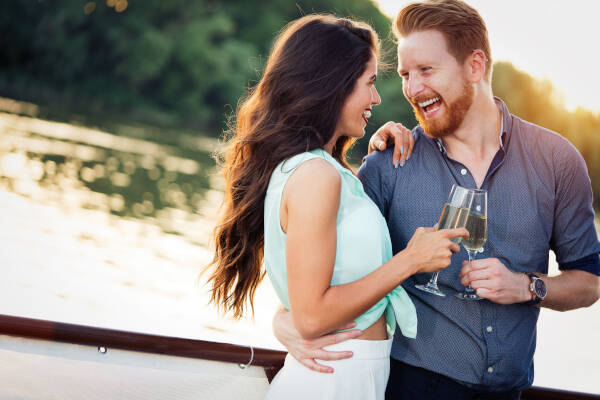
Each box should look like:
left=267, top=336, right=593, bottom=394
left=0, top=314, right=597, bottom=399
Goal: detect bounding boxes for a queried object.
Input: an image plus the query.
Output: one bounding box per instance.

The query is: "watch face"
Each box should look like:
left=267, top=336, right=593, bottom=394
left=534, top=278, right=547, bottom=298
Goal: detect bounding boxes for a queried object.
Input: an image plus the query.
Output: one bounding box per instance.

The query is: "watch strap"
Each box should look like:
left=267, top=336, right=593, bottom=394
left=524, top=272, right=541, bottom=306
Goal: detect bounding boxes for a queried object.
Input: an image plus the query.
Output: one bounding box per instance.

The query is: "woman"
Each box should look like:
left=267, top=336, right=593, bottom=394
left=206, top=14, right=466, bottom=399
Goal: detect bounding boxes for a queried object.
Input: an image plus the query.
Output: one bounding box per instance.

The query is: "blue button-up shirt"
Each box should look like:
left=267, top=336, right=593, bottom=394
left=357, top=98, right=600, bottom=391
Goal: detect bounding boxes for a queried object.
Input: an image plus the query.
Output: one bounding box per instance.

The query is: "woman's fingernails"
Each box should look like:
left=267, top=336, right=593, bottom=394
left=379, top=143, right=384, bottom=150
left=407, top=154, right=411, bottom=160
left=394, top=160, right=399, bottom=169
left=400, top=160, right=405, bottom=167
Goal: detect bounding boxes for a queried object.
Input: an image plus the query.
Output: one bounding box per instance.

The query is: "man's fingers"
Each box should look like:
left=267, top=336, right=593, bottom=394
left=467, top=269, right=489, bottom=282
left=459, top=261, right=472, bottom=278
left=301, top=358, right=333, bottom=374
left=313, top=328, right=361, bottom=348
left=467, top=259, right=490, bottom=271
left=461, top=271, right=487, bottom=287
left=311, top=349, right=354, bottom=361
left=475, top=287, right=497, bottom=300
left=336, top=321, right=357, bottom=331
left=469, top=277, right=494, bottom=290
left=460, top=274, right=470, bottom=287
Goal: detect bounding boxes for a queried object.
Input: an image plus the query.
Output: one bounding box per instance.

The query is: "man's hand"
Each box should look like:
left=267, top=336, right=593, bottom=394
left=460, top=258, right=531, bottom=304
left=272, top=307, right=362, bottom=373
left=367, top=121, right=414, bottom=168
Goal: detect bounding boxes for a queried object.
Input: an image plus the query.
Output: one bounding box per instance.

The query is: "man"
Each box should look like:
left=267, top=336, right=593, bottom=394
left=272, top=0, right=600, bottom=398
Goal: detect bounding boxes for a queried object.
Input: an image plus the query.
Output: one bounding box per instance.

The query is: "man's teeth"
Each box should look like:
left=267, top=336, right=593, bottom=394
left=362, top=110, right=371, bottom=118
left=418, top=97, right=440, bottom=108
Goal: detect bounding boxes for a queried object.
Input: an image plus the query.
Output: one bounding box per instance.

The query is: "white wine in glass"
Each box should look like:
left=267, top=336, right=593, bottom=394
left=457, top=189, right=487, bottom=300
left=462, top=213, right=487, bottom=252
left=415, top=185, right=473, bottom=297
left=438, top=203, right=470, bottom=242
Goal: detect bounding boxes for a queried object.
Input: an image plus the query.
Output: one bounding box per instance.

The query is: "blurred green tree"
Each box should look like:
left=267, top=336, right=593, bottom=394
left=0, top=1, right=598, bottom=204
left=0, top=0, right=408, bottom=134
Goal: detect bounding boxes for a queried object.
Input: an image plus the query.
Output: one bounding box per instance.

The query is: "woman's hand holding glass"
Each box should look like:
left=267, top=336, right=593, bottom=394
left=415, top=185, right=473, bottom=296
left=402, top=226, right=469, bottom=275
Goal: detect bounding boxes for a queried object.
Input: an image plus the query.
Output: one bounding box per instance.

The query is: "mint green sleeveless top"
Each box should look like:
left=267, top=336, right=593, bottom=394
left=264, top=148, right=417, bottom=338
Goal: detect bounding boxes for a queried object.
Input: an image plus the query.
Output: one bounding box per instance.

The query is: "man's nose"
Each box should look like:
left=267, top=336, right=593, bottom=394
left=406, top=76, right=424, bottom=98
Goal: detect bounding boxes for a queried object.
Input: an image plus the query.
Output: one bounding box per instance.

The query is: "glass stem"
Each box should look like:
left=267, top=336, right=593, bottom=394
left=466, top=250, right=475, bottom=293
left=430, top=271, right=440, bottom=286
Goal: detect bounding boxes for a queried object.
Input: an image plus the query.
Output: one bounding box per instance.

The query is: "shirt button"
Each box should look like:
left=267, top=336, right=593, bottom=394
left=460, top=168, right=467, bottom=175
left=488, top=367, right=494, bottom=373
left=486, top=326, right=493, bottom=333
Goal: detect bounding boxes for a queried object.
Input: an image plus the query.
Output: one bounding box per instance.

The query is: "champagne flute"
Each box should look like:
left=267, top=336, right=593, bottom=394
left=415, top=185, right=473, bottom=297
left=456, top=189, right=487, bottom=300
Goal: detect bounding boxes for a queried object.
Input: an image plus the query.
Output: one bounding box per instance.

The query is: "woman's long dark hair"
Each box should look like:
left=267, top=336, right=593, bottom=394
left=206, top=14, right=380, bottom=318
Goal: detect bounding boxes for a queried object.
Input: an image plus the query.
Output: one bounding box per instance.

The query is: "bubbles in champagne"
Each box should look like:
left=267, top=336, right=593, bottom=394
left=463, top=213, right=487, bottom=251
left=437, top=203, right=470, bottom=243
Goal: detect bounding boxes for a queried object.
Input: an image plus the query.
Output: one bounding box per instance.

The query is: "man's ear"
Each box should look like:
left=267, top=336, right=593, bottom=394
left=466, top=49, right=487, bottom=83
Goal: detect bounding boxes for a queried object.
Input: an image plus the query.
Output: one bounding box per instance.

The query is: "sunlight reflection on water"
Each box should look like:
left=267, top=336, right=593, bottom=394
left=0, top=108, right=282, bottom=351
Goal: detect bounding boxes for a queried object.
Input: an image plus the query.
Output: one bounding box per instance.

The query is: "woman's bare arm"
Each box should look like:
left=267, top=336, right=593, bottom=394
left=283, top=159, right=465, bottom=339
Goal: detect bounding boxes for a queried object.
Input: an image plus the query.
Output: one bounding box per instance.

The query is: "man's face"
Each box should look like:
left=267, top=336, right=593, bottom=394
left=397, top=30, right=473, bottom=138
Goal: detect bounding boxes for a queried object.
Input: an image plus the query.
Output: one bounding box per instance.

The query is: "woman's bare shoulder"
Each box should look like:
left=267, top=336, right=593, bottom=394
left=283, top=157, right=341, bottom=210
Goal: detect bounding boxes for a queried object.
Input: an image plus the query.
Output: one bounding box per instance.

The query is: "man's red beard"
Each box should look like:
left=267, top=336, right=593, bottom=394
left=410, top=80, right=474, bottom=138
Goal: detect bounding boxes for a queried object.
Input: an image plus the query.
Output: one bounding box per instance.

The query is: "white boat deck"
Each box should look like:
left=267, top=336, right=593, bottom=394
left=0, top=334, right=270, bottom=399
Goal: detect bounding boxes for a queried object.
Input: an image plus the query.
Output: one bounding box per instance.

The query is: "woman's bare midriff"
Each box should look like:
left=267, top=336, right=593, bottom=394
left=356, top=314, right=388, bottom=340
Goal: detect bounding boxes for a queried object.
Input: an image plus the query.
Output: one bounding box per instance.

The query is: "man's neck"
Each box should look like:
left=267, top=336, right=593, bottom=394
left=439, top=92, right=502, bottom=188
left=442, top=93, right=502, bottom=162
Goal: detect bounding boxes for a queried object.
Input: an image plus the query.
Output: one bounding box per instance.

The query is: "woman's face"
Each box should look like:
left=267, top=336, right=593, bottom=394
left=334, top=53, right=381, bottom=140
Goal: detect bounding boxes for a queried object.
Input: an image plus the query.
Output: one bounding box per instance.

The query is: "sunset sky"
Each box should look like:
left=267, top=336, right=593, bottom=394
left=375, top=0, right=600, bottom=112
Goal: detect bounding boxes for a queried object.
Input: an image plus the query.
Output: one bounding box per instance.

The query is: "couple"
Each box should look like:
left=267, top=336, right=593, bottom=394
left=207, top=1, right=600, bottom=399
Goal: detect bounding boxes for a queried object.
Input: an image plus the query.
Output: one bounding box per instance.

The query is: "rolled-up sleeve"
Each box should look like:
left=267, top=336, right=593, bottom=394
left=551, top=140, right=600, bottom=275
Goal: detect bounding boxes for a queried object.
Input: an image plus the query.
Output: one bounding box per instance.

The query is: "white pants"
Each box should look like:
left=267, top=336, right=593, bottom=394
left=265, top=337, right=393, bottom=400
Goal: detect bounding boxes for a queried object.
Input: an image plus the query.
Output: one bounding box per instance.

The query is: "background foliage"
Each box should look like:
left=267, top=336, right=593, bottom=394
left=2, top=0, right=599, bottom=205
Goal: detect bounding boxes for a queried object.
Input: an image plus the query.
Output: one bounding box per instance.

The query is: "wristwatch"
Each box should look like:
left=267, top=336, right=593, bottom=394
left=525, top=272, right=547, bottom=305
